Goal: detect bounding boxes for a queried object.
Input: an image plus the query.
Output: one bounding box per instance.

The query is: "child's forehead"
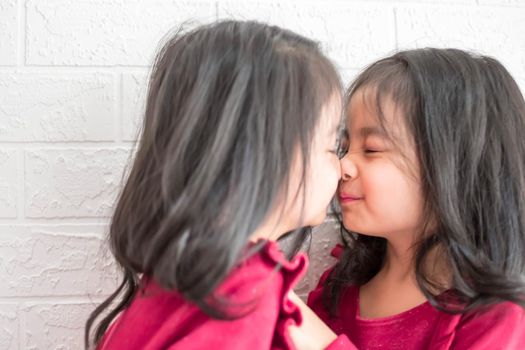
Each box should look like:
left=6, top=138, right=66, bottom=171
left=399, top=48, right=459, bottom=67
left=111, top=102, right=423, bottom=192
left=348, top=85, right=390, bottom=113
left=345, top=87, right=408, bottom=138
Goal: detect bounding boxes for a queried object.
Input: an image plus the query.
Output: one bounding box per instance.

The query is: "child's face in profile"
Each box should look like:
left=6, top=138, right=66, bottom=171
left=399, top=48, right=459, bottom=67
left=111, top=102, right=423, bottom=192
left=283, top=93, right=343, bottom=229
left=338, top=88, right=424, bottom=243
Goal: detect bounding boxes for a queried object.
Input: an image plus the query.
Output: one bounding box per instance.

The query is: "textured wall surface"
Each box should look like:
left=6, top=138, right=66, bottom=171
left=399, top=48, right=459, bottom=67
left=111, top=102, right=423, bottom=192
left=1, top=0, right=524, bottom=348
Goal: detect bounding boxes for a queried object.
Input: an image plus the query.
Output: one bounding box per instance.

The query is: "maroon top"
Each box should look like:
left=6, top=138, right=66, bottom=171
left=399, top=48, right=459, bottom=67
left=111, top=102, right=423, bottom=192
left=97, top=240, right=352, bottom=350
left=308, top=245, right=525, bottom=350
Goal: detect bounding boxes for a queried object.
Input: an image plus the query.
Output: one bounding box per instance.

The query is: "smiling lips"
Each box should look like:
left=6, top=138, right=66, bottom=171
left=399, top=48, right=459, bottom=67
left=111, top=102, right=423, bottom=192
left=338, top=193, right=363, bottom=203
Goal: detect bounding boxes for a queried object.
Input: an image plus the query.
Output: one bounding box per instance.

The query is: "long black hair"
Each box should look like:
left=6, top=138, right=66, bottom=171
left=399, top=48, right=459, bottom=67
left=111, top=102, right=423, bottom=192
left=325, top=48, right=525, bottom=315
left=85, top=20, right=341, bottom=348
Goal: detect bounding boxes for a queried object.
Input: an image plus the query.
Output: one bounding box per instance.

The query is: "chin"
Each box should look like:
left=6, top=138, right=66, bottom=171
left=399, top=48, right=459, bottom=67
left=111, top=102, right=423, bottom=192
left=344, top=226, right=387, bottom=239
left=307, top=212, right=327, bottom=227
left=341, top=220, right=368, bottom=235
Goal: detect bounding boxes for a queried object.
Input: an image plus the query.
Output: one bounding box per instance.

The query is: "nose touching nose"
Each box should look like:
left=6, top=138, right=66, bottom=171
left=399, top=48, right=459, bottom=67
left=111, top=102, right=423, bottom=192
left=340, top=154, right=357, bottom=181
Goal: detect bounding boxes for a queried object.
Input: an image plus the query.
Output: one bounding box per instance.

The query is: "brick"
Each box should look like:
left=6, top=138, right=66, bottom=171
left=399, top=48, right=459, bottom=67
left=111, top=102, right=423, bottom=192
left=22, top=303, right=92, bottom=350
left=0, top=150, right=17, bottom=218
left=393, top=0, right=475, bottom=2
left=25, top=148, right=131, bottom=218
left=0, top=73, right=115, bottom=142
left=397, top=6, right=525, bottom=77
left=478, top=0, right=525, bottom=5
left=218, top=1, right=396, bottom=70
left=0, top=226, right=117, bottom=297
left=0, top=0, right=17, bottom=66
left=26, top=0, right=216, bottom=66
left=0, top=304, right=18, bottom=350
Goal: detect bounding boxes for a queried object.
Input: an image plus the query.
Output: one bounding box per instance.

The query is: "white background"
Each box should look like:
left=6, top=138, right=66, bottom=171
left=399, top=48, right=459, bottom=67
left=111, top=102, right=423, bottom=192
left=1, top=0, right=524, bottom=348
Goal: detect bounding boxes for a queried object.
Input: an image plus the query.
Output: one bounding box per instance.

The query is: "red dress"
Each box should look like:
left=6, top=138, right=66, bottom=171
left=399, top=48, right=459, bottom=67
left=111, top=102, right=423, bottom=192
left=308, top=246, right=525, bottom=350
left=96, top=240, right=351, bottom=350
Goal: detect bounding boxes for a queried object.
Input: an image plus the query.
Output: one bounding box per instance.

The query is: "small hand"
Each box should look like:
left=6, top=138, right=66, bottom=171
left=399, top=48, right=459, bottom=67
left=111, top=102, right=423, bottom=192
left=287, top=291, right=337, bottom=350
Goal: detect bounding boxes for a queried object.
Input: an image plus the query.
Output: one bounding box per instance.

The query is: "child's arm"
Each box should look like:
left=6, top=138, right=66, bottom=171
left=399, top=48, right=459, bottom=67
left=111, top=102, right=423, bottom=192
left=288, top=291, right=357, bottom=350
left=448, top=302, right=525, bottom=349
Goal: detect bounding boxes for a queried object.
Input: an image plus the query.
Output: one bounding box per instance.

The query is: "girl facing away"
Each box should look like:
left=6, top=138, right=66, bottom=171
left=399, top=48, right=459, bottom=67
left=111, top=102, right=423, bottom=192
left=85, top=20, right=354, bottom=350
left=303, top=48, right=525, bottom=349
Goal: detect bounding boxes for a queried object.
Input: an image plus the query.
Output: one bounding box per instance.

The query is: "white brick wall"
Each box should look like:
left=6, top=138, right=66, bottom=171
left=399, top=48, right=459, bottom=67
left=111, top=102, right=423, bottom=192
left=0, top=0, right=524, bottom=348
left=0, top=1, right=17, bottom=66
left=0, top=74, right=116, bottom=142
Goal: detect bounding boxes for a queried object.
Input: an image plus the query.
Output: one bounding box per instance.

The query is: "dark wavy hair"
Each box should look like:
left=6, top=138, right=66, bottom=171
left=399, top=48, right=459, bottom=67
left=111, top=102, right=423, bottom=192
left=85, top=20, right=341, bottom=348
left=325, top=48, right=525, bottom=315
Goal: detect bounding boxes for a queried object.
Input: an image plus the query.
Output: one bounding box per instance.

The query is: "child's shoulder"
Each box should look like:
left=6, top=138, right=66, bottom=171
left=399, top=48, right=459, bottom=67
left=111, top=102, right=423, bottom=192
left=217, top=239, right=309, bottom=299
left=99, top=241, right=309, bottom=350
left=456, top=300, right=524, bottom=331
left=433, top=300, right=525, bottom=349
left=464, top=300, right=523, bottom=321
left=138, top=240, right=308, bottom=307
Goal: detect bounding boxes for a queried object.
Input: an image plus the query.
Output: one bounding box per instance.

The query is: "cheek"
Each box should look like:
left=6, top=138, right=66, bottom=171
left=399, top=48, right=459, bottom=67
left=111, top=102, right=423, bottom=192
left=320, top=157, right=340, bottom=196
left=305, top=157, right=339, bottom=212
left=309, top=150, right=338, bottom=184
left=364, top=165, right=423, bottom=225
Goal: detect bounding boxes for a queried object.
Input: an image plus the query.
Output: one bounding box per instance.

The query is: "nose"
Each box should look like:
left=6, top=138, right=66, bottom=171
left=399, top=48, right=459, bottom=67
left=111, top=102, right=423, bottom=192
left=340, top=154, right=357, bottom=181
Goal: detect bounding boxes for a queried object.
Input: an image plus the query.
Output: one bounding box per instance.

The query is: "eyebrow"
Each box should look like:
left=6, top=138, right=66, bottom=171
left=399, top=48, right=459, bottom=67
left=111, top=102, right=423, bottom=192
left=358, top=126, right=385, bottom=138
